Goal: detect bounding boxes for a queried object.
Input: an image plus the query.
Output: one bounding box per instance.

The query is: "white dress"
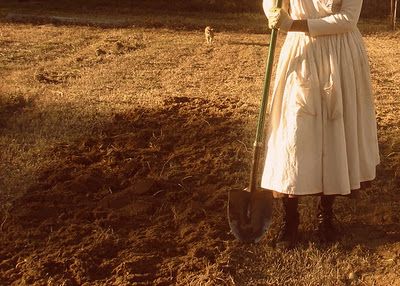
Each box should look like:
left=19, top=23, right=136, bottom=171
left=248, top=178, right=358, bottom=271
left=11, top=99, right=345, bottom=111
left=261, top=0, right=380, bottom=196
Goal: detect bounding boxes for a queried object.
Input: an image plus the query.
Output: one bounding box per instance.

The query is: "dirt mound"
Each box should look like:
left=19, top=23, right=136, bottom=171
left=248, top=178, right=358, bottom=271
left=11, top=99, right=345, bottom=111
left=0, top=95, right=253, bottom=285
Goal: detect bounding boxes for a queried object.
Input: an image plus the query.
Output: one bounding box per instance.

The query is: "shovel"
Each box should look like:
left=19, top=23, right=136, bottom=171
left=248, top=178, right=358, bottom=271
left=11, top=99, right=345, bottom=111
left=228, top=0, right=282, bottom=243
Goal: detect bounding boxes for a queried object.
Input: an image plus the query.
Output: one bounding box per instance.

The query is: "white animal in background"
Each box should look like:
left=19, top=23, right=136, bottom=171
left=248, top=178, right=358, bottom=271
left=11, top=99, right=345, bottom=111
left=205, top=26, right=214, bottom=44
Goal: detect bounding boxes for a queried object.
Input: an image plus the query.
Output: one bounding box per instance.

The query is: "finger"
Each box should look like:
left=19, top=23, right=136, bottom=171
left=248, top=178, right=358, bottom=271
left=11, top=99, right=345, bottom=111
left=269, top=20, right=279, bottom=29
left=269, top=7, right=281, bottom=13
left=267, top=11, right=280, bottom=18
left=267, top=15, right=280, bottom=23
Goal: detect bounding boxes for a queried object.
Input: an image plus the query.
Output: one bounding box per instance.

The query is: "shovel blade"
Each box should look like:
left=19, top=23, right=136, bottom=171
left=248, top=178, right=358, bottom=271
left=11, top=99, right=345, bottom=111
left=228, top=188, right=273, bottom=243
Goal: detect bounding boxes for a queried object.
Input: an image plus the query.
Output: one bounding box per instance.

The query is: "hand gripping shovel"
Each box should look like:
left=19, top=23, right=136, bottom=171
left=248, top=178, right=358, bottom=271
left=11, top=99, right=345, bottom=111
left=228, top=0, right=282, bottom=243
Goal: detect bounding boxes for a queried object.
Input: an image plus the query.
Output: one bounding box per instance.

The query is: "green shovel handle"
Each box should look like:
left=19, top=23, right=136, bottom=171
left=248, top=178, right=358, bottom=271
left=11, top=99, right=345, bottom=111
left=249, top=0, right=283, bottom=193
left=256, top=0, right=282, bottom=144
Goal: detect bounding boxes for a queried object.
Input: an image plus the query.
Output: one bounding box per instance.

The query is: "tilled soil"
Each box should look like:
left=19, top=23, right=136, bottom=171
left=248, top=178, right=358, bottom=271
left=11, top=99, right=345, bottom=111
left=1, top=95, right=252, bottom=285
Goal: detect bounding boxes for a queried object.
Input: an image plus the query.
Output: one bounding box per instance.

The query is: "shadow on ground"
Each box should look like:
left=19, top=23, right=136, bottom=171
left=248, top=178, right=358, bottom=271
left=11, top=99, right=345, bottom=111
left=0, top=95, right=254, bottom=285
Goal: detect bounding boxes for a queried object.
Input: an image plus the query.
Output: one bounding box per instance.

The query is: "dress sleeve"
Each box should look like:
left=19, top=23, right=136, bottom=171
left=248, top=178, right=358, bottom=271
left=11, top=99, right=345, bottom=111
left=307, top=0, right=362, bottom=37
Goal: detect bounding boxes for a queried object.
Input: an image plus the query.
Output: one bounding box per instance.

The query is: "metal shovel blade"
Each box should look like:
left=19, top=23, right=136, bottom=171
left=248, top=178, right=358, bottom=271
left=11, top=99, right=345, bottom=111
left=228, top=188, right=273, bottom=243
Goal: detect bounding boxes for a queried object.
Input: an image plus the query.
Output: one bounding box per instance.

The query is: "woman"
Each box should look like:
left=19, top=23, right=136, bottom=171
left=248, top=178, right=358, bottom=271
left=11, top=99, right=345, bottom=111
left=261, top=0, right=380, bottom=248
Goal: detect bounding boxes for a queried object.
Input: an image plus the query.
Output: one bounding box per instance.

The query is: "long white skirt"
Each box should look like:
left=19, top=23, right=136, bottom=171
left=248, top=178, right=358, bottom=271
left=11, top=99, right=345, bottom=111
left=261, top=30, right=380, bottom=196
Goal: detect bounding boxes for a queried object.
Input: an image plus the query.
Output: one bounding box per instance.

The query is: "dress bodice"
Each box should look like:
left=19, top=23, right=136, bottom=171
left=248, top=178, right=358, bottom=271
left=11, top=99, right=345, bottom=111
left=289, top=0, right=342, bottom=19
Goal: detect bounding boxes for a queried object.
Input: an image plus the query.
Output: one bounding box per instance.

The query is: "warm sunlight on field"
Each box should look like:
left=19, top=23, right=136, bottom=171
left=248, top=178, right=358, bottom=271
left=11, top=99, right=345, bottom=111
left=0, top=2, right=400, bottom=285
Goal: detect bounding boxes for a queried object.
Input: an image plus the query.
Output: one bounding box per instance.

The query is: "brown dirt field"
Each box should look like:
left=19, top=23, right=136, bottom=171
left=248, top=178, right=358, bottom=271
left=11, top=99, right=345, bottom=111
left=0, top=11, right=400, bottom=286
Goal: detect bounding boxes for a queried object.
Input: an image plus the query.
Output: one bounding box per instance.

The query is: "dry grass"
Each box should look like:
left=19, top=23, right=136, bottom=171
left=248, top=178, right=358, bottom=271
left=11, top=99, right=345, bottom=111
left=0, top=6, right=399, bottom=286
left=0, top=22, right=266, bottom=199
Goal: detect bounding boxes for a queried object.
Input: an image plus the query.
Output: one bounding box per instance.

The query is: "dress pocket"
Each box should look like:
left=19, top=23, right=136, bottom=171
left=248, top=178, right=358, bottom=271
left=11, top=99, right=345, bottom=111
left=323, top=79, right=342, bottom=120
left=287, top=73, right=317, bottom=117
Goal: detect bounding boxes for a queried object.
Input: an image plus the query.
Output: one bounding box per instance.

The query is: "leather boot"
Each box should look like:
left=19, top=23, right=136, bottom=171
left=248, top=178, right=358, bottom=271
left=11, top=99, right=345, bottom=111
left=275, top=197, right=299, bottom=249
left=316, top=195, right=338, bottom=243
